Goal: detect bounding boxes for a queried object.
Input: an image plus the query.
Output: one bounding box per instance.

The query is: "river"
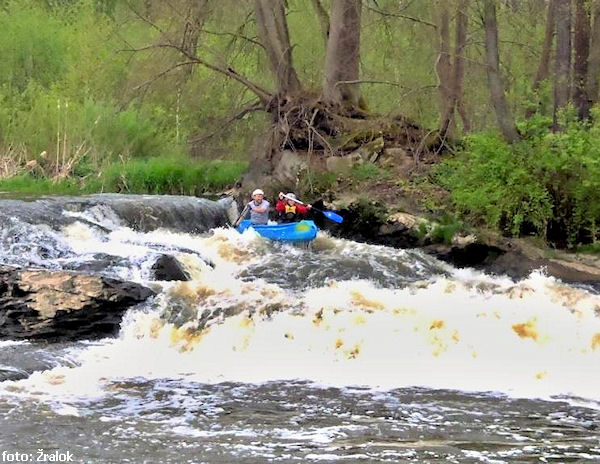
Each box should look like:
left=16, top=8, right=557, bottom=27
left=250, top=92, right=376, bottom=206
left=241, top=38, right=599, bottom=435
left=0, top=195, right=598, bottom=463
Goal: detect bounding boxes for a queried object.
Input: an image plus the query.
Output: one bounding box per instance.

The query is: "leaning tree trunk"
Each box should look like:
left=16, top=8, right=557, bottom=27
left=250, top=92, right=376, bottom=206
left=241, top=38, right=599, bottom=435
left=553, top=0, right=572, bottom=129
left=482, top=0, right=520, bottom=143
left=181, top=1, right=210, bottom=81
left=527, top=0, right=555, bottom=117
left=323, top=0, right=362, bottom=107
left=532, top=0, right=556, bottom=90
left=586, top=0, right=600, bottom=107
left=254, top=0, right=302, bottom=96
left=573, top=0, right=590, bottom=120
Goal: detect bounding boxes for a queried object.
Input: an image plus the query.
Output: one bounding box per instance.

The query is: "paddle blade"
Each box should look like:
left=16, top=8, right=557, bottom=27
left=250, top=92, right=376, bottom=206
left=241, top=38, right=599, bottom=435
left=323, top=210, right=343, bottom=223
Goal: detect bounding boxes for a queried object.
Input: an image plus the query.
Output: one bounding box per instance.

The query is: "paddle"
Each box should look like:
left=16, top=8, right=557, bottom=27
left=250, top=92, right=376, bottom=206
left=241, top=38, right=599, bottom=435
left=281, top=193, right=343, bottom=224
left=233, top=204, right=250, bottom=227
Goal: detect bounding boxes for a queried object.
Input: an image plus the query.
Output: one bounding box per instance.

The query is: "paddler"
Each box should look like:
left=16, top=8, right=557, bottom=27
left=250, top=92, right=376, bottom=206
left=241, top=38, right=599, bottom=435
left=276, top=192, right=312, bottom=223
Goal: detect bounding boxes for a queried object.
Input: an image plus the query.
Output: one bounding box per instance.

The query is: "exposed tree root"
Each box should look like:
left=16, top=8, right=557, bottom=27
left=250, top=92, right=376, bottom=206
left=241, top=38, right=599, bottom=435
left=263, top=93, right=442, bottom=162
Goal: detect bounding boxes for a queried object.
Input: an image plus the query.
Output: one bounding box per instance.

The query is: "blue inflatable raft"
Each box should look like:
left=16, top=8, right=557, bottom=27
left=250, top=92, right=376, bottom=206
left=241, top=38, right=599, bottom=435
left=236, top=219, right=318, bottom=243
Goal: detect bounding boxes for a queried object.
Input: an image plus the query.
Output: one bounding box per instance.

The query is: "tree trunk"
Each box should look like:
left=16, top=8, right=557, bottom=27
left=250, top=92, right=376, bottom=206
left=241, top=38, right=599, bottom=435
left=573, top=0, right=590, bottom=120
left=323, top=0, right=362, bottom=106
left=482, top=0, right=520, bottom=143
left=439, top=0, right=470, bottom=137
left=311, top=0, right=330, bottom=46
left=527, top=0, right=555, bottom=117
left=553, top=0, right=572, bottom=128
left=437, top=3, right=453, bottom=136
left=181, top=1, right=210, bottom=81
left=254, top=0, right=302, bottom=96
left=587, top=0, right=600, bottom=106
left=454, top=0, right=470, bottom=132
left=532, top=0, right=556, bottom=89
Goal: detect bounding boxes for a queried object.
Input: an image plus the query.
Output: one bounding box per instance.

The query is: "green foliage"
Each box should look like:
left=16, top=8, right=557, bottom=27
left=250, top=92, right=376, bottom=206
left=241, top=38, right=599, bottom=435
left=352, top=198, right=388, bottom=225
left=298, top=170, right=339, bottom=196
left=0, top=84, right=178, bottom=162
left=429, top=221, right=463, bottom=245
left=0, top=158, right=247, bottom=195
left=436, top=110, right=600, bottom=247
left=101, top=157, right=248, bottom=195
left=576, top=242, right=600, bottom=255
left=0, top=2, right=68, bottom=91
left=0, top=175, right=88, bottom=195
left=412, top=216, right=464, bottom=245
left=350, top=162, right=383, bottom=181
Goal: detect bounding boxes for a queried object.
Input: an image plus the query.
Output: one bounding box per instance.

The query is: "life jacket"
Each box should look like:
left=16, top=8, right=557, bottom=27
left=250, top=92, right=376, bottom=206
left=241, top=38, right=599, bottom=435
left=280, top=204, right=299, bottom=223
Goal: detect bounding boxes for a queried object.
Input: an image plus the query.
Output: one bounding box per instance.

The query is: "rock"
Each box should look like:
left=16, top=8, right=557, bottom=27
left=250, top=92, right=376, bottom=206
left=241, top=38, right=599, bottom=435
left=489, top=251, right=600, bottom=285
left=387, top=212, right=419, bottom=230
left=451, top=234, right=477, bottom=247
left=0, top=266, right=154, bottom=342
left=325, top=153, right=363, bottom=174
left=355, top=136, right=385, bottom=161
left=380, top=147, right=412, bottom=171
left=151, top=255, right=191, bottom=281
left=427, top=238, right=600, bottom=288
left=272, top=150, right=307, bottom=185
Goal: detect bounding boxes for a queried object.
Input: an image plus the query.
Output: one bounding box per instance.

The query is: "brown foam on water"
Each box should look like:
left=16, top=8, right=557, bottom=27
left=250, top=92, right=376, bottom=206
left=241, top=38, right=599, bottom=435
left=512, top=319, right=539, bottom=341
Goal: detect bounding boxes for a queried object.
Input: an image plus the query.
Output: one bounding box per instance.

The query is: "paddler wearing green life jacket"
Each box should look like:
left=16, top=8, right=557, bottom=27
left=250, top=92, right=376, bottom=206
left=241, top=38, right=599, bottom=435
left=276, top=192, right=312, bottom=223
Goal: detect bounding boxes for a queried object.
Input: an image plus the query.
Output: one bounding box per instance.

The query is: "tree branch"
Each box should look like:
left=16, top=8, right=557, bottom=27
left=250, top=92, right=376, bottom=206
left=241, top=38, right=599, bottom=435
left=334, top=79, right=406, bottom=88
left=131, top=60, right=199, bottom=91
left=124, top=1, right=272, bottom=103
left=190, top=101, right=264, bottom=144
left=366, top=5, right=438, bottom=29
left=201, top=29, right=265, bottom=49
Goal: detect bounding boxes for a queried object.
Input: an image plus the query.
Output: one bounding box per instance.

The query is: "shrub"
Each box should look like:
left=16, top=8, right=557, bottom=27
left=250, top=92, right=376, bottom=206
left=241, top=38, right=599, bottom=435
left=435, top=109, right=600, bottom=247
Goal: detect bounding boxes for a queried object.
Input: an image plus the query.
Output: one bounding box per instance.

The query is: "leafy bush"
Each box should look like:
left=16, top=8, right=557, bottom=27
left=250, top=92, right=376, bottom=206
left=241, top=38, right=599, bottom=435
left=0, top=3, right=68, bottom=91
left=436, top=109, right=600, bottom=247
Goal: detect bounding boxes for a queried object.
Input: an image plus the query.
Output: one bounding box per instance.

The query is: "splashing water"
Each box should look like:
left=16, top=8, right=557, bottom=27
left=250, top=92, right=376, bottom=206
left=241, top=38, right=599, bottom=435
left=0, top=198, right=599, bottom=463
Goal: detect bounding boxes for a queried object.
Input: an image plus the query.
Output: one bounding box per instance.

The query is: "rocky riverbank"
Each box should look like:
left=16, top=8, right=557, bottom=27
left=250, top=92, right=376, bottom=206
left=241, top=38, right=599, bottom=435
left=0, top=266, right=155, bottom=342
left=318, top=199, right=600, bottom=289
left=237, top=142, right=600, bottom=289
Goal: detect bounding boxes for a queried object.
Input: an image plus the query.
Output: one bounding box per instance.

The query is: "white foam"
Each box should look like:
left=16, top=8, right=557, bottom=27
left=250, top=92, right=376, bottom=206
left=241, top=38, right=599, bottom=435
left=2, top=227, right=599, bottom=406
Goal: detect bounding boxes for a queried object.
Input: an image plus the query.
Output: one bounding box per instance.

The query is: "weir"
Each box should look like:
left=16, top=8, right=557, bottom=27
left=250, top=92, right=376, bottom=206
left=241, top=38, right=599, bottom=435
left=0, top=194, right=598, bottom=463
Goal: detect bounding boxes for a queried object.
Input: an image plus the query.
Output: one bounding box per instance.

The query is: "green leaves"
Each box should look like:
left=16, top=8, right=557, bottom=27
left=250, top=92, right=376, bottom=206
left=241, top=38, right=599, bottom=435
left=436, top=114, right=600, bottom=247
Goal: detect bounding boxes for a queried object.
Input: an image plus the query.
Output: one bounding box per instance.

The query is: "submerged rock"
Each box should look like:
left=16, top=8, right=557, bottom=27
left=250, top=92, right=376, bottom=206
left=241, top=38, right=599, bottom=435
left=151, top=255, right=191, bottom=281
left=0, top=266, right=154, bottom=342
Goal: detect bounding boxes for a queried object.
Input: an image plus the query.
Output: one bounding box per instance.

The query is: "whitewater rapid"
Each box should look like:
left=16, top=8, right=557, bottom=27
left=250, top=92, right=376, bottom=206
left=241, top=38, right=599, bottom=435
left=1, top=222, right=599, bottom=409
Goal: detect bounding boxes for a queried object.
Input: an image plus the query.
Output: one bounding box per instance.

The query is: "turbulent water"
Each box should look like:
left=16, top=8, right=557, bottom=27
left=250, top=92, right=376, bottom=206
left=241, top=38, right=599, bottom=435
left=0, top=195, right=599, bottom=463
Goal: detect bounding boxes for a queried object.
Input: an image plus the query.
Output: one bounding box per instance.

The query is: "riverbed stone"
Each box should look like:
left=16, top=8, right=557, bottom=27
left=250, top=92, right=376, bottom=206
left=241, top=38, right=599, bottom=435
left=0, top=265, right=154, bottom=342
left=151, top=254, right=191, bottom=281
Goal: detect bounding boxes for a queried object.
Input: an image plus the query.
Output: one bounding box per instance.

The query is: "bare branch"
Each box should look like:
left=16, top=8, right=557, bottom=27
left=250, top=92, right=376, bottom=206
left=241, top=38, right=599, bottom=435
left=132, top=60, right=199, bottom=91
left=190, top=101, right=265, bottom=144
left=122, top=5, right=273, bottom=103
left=366, top=5, right=438, bottom=29
left=201, top=29, right=265, bottom=49
left=334, top=79, right=406, bottom=88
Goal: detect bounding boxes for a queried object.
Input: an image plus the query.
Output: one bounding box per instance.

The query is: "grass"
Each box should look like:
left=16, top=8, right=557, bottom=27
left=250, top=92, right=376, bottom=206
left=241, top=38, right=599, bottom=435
left=576, top=243, right=600, bottom=255
left=0, top=175, right=90, bottom=195
left=0, top=157, right=248, bottom=196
